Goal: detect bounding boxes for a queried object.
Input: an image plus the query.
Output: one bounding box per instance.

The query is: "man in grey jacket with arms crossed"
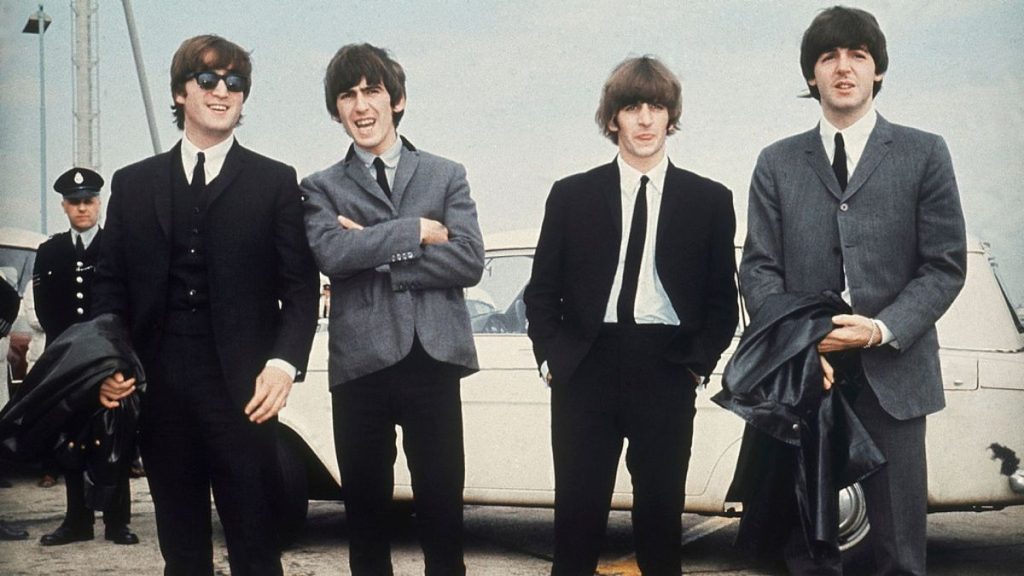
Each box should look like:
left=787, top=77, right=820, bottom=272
left=301, top=43, right=484, bottom=576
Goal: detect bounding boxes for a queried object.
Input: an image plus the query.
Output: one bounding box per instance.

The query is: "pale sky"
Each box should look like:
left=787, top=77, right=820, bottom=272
left=1, top=0, right=1021, bottom=303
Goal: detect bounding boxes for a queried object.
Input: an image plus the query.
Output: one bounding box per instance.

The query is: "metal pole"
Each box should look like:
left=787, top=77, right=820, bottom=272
left=121, top=0, right=161, bottom=154
left=38, top=4, right=47, bottom=235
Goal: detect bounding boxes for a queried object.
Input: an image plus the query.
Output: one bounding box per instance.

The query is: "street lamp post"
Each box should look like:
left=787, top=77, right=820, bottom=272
left=22, top=5, right=52, bottom=235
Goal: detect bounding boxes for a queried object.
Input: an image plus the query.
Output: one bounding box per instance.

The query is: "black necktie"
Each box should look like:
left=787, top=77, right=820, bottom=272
left=373, top=157, right=391, bottom=199
left=833, top=132, right=848, bottom=191
left=192, top=152, right=206, bottom=193
left=75, top=234, right=85, bottom=259
left=617, top=175, right=648, bottom=325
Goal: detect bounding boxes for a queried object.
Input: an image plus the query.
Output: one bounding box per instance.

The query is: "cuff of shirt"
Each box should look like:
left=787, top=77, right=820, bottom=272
left=539, top=361, right=550, bottom=382
left=265, top=358, right=297, bottom=380
left=874, top=319, right=899, bottom=349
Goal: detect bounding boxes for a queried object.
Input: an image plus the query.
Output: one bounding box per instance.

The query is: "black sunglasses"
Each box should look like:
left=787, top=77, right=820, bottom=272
left=188, top=71, right=249, bottom=93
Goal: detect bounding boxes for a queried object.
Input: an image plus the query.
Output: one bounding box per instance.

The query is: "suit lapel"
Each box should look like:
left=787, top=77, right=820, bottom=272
left=205, top=140, right=245, bottom=208
left=802, top=127, right=845, bottom=200
left=657, top=163, right=684, bottom=248
left=598, top=160, right=622, bottom=240
left=342, top=144, right=393, bottom=210
left=843, top=114, right=893, bottom=201
left=153, top=145, right=176, bottom=239
left=391, top=139, right=419, bottom=210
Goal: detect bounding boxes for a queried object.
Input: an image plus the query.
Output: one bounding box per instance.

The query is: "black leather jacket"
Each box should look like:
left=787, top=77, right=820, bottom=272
left=712, top=292, right=885, bottom=557
left=0, top=313, right=145, bottom=510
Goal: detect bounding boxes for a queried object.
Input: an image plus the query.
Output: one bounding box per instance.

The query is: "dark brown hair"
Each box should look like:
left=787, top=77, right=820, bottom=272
left=800, top=6, right=888, bottom=100
left=596, top=56, right=682, bottom=144
left=323, top=43, right=407, bottom=126
left=170, top=35, right=252, bottom=129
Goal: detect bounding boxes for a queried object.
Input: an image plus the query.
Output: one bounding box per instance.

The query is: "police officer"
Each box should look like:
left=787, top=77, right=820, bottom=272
left=32, top=167, right=138, bottom=546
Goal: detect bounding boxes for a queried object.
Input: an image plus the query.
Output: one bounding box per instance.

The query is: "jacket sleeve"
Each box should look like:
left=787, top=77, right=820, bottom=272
left=873, top=136, right=966, bottom=349
left=269, top=167, right=321, bottom=380
left=388, top=162, right=484, bottom=291
left=523, top=180, right=567, bottom=370
left=739, top=147, right=787, bottom=316
left=693, top=188, right=739, bottom=377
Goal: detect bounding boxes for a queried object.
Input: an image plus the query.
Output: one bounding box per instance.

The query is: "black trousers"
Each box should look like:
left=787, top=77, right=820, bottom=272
left=783, top=383, right=928, bottom=576
left=332, top=339, right=466, bottom=576
left=62, top=467, right=130, bottom=529
left=140, top=331, right=282, bottom=576
left=550, top=325, right=697, bottom=576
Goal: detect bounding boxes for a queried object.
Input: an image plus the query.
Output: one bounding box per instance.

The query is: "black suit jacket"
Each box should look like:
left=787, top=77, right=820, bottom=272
left=524, top=159, right=738, bottom=384
left=93, top=140, right=320, bottom=408
left=33, top=228, right=103, bottom=343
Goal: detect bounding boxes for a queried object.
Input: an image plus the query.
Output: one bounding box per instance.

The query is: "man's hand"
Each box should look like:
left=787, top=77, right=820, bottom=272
left=99, top=372, right=136, bottom=409
left=817, top=314, right=877, bottom=353
left=244, top=366, right=293, bottom=424
left=420, top=218, right=449, bottom=245
left=819, top=354, right=835, bottom=391
left=337, top=215, right=364, bottom=230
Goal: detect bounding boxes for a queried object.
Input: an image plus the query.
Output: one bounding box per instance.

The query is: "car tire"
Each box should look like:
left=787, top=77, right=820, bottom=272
left=837, top=482, right=870, bottom=552
left=275, top=429, right=309, bottom=547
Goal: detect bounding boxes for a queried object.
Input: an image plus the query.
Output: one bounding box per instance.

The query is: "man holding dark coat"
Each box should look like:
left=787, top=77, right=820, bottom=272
left=740, top=6, right=967, bottom=574
left=93, top=35, right=319, bottom=575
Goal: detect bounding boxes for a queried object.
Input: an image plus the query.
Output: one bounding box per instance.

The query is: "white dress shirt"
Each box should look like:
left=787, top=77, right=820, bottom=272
left=181, top=133, right=235, bottom=185
left=819, top=107, right=895, bottom=347
left=603, top=153, right=680, bottom=325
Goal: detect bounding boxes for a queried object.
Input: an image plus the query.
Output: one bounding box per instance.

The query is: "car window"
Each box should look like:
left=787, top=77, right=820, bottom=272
left=467, top=255, right=533, bottom=334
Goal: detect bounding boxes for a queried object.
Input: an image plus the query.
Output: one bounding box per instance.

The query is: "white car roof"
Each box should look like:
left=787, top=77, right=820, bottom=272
left=0, top=227, right=48, bottom=250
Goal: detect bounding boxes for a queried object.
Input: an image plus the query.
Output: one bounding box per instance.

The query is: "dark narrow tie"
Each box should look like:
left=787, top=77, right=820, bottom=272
left=75, top=234, right=85, bottom=259
left=192, top=152, right=206, bottom=193
left=833, top=134, right=847, bottom=290
left=833, top=132, right=848, bottom=191
left=617, top=175, right=648, bottom=325
left=373, top=157, right=391, bottom=199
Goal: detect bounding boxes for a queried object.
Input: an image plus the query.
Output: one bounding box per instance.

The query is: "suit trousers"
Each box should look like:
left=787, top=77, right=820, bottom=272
left=332, top=338, right=466, bottom=576
left=62, top=467, right=130, bottom=529
left=550, top=325, right=697, bottom=576
left=784, top=382, right=928, bottom=576
left=140, top=331, right=283, bottom=576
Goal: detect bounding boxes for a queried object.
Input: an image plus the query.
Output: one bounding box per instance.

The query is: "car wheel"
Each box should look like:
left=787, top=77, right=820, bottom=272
left=275, top=429, right=309, bottom=547
left=837, top=482, right=870, bottom=552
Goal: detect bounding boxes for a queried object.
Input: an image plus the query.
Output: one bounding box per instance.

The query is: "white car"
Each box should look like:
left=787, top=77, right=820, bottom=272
left=277, top=230, right=1024, bottom=549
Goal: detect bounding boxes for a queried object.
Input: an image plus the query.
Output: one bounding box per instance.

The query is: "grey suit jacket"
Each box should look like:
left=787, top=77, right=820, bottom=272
left=301, top=138, right=484, bottom=387
left=740, top=114, right=966, bottom=420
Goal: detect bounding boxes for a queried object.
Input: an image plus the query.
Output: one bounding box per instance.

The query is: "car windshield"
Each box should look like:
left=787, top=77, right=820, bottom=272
left=466, top=254, right=533, bottom=334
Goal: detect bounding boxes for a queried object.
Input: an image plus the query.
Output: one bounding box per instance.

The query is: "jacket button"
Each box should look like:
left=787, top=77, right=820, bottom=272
left=76, top=308, right=84, bottom=315
left=792, top=423, right=799, bottom=431
left=839, top=203, right=849, bottom=211
left=76, top=292, right=84, bottom=299
left=76, top=276, right=83, bottom=284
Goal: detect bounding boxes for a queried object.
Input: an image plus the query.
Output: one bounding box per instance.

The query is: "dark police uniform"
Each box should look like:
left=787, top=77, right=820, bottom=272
left=31, top=167, right=137, bottom=546
left=33, top=228, right=102, bottom=344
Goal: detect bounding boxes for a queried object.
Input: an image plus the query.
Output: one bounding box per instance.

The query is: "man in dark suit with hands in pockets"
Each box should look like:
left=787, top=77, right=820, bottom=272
left=525, top=55, right=738, bottom=576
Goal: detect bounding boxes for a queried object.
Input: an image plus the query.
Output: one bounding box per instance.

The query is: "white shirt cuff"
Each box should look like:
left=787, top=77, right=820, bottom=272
left=874, top=319, right=899, bottom=349
left=265, top=358, right=297, bottom=380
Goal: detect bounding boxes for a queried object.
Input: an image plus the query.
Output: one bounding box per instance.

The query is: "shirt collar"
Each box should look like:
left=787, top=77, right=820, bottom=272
left=819, top=106, right=877, bottom=164
left=617, top=153, right=669, bottom=198
left=181, top=133, right=236, bottom=183
left=353, top=134, right=403, bottom=169
left=71, top=225, right=99, bottom=249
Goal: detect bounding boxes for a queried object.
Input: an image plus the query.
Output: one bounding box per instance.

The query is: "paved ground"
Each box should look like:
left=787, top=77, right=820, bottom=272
left=1, top=467, right=1022, bottom=575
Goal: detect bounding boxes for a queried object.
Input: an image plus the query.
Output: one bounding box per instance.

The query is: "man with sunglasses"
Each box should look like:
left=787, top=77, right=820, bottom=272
left=93, top=35, right=319, bottom=575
